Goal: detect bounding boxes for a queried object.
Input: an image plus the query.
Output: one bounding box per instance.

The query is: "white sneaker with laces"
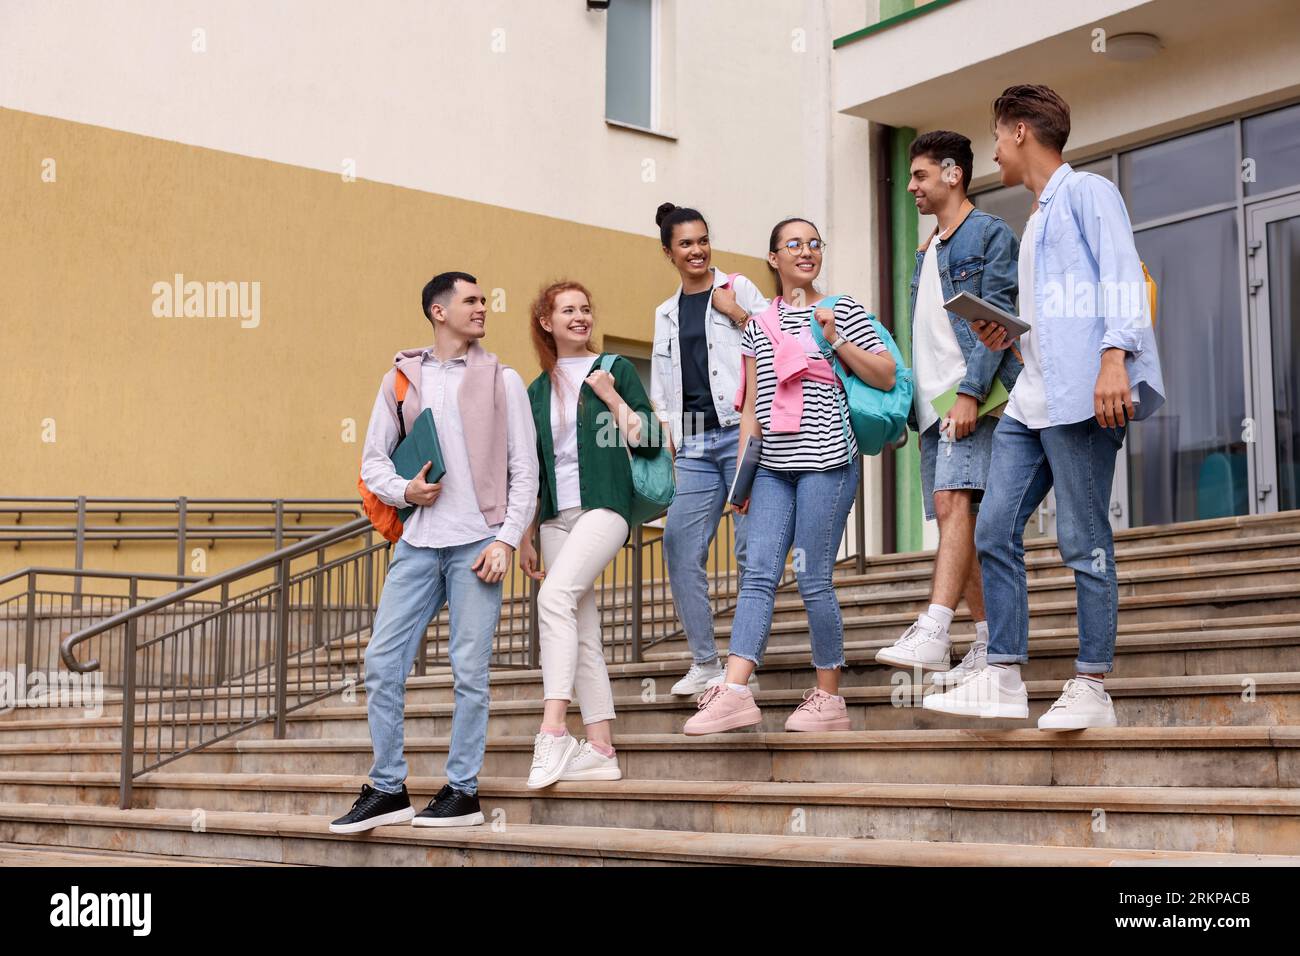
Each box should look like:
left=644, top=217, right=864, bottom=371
left=1037, top=678, right=1118, bottom=730
left=876, top=615, right=952, bottom=671
left=526, top=732, right=579, bottom=789
left=558, top=739, right=622, bottom=781
left=930, top=640, right=987, bottom=687
left=703, top=661, right=760, bottom=692
left=922, top=664, right=1029, bottom=719
left=671, top=660, right=725, bottom=696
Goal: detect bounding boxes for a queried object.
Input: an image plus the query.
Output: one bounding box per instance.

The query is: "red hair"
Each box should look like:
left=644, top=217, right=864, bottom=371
left=529, top=280, right=595, bottom=379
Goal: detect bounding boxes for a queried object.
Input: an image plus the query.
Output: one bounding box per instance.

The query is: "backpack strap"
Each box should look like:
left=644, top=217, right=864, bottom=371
left=807, top=294, right=843, bottom=359
left=393, top=370, right=410, bottom=444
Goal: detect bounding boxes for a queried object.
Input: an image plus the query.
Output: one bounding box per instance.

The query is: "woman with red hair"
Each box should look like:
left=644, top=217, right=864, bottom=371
left=518, top=281, right=661, bottom=788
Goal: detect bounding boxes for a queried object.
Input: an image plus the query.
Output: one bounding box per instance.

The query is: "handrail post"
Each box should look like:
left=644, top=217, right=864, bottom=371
left=312, top=546, right=325, bottom=647
left=274, top=555, right=290, bottom=738
left=176, top=496, right=188, bottom=578
left=855, top=464, right=867, bottom=574
left=274, top=499, right=285, bottom=551
left=74, top=496, right=86, bottom=611
left=528, top=529, right=540, bottom=669
left=215, top=581, right=230, bottom=684
left=631, top=524, right=644, bottom=664
left=118, top=578, right=138, bottom=810
left=24, top=570, right=36, bottom=674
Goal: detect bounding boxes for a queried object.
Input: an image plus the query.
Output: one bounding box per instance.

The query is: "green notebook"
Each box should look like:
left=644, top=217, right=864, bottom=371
left=930, top=376, right=1011, bottom=422
left=391, top=408, right=447, bottom=522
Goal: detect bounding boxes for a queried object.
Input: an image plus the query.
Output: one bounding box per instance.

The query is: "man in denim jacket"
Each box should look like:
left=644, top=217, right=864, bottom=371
left=877, top=131, right=1023, bottom=684
left=926, top=85, right=1166, bottom=731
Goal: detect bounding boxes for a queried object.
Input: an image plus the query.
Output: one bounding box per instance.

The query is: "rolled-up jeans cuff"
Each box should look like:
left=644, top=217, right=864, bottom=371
left=1074, top=660, right=1113, bottom=675
left=987, top=653, right=1029, bottom=665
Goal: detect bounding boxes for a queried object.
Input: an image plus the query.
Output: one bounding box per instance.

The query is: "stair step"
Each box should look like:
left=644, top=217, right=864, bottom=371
left=0, top=802, right=1293, bottom=866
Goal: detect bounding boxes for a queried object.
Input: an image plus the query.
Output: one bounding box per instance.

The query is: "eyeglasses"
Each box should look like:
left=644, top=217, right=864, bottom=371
left=780, top=238, right=826, bottom=255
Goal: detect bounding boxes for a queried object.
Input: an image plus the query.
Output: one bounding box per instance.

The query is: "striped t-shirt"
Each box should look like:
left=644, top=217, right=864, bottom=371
left=740, top=294, right=887, bottom=471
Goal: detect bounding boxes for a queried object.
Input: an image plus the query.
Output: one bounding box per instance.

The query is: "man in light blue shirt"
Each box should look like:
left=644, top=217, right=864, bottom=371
left=925, top=84, right=1166, bottom=731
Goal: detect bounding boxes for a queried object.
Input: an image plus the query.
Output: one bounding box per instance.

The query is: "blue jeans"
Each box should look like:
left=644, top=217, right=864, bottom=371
left=365, top=535, right=501, bottom=795
left=663, top=423, right=749, bottom=664
left=975, top=415, right=1126, bottom=673
left=727, top=458, right=859, bottom=670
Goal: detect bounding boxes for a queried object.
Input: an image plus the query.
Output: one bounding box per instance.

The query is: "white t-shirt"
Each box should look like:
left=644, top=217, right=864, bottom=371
left=912, top=236, right=966, bottom=434
left=1006, top=210, right=1049, bottom=428
left=550, top=355, right=594, bottom=512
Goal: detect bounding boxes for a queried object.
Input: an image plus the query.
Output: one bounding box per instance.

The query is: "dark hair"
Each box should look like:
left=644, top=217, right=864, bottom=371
left=655, top=202, right=708, bottom=248
left=767, top=217, right=820, bottom=299
left=420, top=271, right=478, bottom=323
left=992, top=84, right=1071, bottom=153
left=909, top=130, right=974, bottom=194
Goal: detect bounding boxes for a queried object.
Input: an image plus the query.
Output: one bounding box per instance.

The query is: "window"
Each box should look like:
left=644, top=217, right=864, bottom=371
left=605, top=0, right=657, bottom=129
left=1244, top=102, right=1300, bottom=197
left=1119, top=123, right=1236, bottom=224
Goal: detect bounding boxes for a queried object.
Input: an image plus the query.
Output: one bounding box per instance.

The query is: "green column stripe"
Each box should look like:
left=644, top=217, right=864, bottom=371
left=890, top=126, right=924, bottom=553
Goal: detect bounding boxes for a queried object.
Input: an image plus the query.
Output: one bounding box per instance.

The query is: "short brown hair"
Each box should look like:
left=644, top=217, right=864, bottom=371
left=992, top=84, right=1071, bottom=153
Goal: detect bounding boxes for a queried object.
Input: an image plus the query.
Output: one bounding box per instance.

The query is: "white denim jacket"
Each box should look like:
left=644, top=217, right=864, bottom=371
left=650, top=267, right=770, bottom=449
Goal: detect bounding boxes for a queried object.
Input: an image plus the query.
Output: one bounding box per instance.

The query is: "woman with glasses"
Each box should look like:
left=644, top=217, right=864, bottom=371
left=650, top=203, right=770, bottom=698
left=683, top=218, right=896, bottom=735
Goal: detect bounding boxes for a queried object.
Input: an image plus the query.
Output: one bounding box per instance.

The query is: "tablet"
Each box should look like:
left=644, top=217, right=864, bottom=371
left=944, top=291, right=1031, bottom=339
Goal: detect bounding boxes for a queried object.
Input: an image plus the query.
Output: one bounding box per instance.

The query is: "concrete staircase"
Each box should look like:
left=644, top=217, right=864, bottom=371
left=2, top=512, right=1299, bottom=865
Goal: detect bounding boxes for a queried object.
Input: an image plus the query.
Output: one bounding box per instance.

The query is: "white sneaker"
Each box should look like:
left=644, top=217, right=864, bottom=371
left=930, top=640, right=987, bottom=687
left=1038, top=678, right=1118, bottom=730
left=526, top=732, right=579, bottom=789
left=558, top=740, right=623, bottom=782
left=703, top=661, right=760, bottom=693
left=922, top=664, right=1029, bottom=719
left=671, top=660, right=725, bottom=696
left=876, top=615, right=951, bottom=671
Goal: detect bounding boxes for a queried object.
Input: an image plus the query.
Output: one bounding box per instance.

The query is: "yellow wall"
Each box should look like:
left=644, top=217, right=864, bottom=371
left=1, top=108, right=771, bottom=580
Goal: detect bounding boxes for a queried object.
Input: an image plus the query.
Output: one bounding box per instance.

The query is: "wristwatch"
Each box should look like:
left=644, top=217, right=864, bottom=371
left=829, top=335, right=847, bottom=353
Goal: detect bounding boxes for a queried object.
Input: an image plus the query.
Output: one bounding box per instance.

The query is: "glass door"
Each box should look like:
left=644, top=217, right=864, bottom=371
left=1248, top=196, right=1300, bottom=513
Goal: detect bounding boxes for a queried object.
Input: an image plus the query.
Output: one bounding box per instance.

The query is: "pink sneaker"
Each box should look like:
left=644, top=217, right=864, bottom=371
left=682, top=684, right=762, bottom=736
left=784, top=688, right=851, bottom=732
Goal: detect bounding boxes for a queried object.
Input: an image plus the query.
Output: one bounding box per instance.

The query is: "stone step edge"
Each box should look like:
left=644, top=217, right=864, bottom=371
left=0, top=839, right=293, bottom=866
left=7, top=770, right=1300, bottom=816
left=0, top=802, right=1294, bottom=866
left=4, top=725, right=1294, bottom=756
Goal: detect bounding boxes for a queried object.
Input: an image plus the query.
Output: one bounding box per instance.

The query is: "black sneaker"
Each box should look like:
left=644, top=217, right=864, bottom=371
left=412, top=784, right=485, bottom=827
left=329, top=784, right=415, bottom=834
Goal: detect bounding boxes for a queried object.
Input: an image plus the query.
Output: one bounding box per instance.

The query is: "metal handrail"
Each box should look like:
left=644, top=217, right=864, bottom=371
left=59, top=516, right=373, bottom=673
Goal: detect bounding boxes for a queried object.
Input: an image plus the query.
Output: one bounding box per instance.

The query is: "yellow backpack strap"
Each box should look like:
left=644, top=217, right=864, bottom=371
left=1142, top=261, right=1158, bottom=329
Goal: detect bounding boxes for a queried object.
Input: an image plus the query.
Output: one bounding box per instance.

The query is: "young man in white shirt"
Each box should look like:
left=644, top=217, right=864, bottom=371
left=331, top=271, right=538, bottom=833
left=876, top=131, right=1022, bottom=687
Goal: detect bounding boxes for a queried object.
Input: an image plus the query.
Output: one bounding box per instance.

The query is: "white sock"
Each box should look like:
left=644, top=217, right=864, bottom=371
left=974, top=620, right=989, bottom=645
left=726, top=682, right=751, bottom=695
left=1078, top=674, right=1104, bottom=688
left=924, top=604, right=954, bottom=630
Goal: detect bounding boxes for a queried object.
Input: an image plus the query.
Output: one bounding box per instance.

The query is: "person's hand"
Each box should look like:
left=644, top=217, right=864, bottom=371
left=585, top=369, right=618, bottom=404
left=519, top=536, right=544, bottom=581
left=403, top=461, right=441, bottom=507
left=814, top=307, right=837, bottom=345
left=736, top=496, right=750, bottom=515
left=947, top=393, right=979, bottom=441
left=472, top=540, right=513, bottom=584
left=971, top=318, right=1014, bottom=351
left=1094, top=349, right=1134, bottom=428
left=712, top=284, right=747, bottom=327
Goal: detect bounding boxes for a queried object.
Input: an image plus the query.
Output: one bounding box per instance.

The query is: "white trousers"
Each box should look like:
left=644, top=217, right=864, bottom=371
left=537, top=506, right=628, bottom=724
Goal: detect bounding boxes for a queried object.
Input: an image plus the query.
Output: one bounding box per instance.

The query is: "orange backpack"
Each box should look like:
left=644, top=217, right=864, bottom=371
left=357, top=370, right=412, bottom=543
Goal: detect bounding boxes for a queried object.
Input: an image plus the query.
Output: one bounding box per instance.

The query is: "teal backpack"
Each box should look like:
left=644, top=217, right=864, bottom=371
left=599, top=354, right=676, bottom=524
left=807, top=295, right=913, bottom=455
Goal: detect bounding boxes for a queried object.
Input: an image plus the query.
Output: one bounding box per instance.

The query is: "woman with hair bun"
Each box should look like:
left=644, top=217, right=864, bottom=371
left=650, top=203, right=770, bottom=698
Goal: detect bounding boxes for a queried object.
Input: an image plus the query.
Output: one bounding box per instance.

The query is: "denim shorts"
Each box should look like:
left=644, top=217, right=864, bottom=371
left=919, top=415, right=999, bottom=521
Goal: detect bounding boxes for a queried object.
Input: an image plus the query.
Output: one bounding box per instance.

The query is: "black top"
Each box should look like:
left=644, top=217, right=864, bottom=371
left=677, top=289, right=721, bottom=438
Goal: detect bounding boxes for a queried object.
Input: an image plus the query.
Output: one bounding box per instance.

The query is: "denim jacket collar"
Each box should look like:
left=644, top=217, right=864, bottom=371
left=917, top=199, right=976, bottom=254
